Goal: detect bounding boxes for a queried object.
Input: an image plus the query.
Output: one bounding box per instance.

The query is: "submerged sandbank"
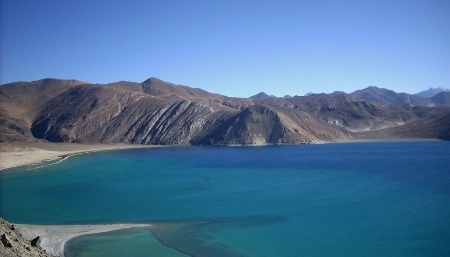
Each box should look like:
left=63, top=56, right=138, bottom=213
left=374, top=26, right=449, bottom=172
left=15, top=223, right=151, bottom=256
left=14, top=221, right=243, bottom=257
left=0, top=142, right=157, bottom=170
left=17, top=216, right=283, bottom=257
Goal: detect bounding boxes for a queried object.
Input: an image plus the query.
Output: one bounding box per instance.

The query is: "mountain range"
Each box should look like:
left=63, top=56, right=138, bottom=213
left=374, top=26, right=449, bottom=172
left=256, top=86, right=450, bottom=106
left=1, top=77, right=449, bottom=145
left=415, top=87, right=450, bottom=98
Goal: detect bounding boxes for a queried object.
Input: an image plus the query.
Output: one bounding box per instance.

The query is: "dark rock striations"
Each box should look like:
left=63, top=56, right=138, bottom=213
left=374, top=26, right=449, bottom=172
left=195, top=105, right=349, bottom=145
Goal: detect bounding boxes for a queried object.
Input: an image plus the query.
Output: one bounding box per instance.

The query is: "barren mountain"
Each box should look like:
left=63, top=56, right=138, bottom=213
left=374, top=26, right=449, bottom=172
left=1, top=78, right=449, bottom=145
left=281, top=94, right=447, bottom=132
left=250, top=92, right=272, bottom=99
left=431, top=92, right=450, bottom=106
left=415, top=87, right=450, bottom=98
left=0, top=79, right=87, bottom=143
left=350, top=86, right=432, bottom=106
left=355, top=113, right=450, bottom=140
left=30, top=82, right=240, bottom=145
left=194, top=104, right=349, bottom=145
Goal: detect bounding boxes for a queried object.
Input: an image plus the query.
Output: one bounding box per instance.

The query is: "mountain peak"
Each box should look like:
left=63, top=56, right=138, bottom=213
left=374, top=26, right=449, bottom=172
left=142, top=77, right=164, bottom=84
left=415, top=87, right=450, bottom=98
left=250, top=92, right=271, bottom=99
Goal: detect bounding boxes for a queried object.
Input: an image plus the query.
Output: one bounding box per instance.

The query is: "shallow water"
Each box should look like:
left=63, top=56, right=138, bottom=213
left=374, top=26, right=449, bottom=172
left=1, top=142, right=450, bottom=256
left=65, top=228, right=189, bottom=257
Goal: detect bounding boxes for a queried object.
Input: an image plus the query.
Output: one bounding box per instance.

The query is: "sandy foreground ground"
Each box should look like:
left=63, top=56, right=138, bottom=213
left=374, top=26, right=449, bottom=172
left=0, top=142, right=156, bottom=170
left=14, top=223, right=152, bottom=256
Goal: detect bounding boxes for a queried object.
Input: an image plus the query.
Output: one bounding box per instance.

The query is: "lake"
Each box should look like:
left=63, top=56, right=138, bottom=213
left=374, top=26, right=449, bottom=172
left=1, top=142, right=449, bottom=256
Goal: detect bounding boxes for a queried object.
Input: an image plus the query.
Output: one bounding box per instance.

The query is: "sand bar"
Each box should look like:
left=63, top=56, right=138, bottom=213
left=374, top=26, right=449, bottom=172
left=0, top=142, right=156, bottom=170
left=15, top=223, right=152, bottom=256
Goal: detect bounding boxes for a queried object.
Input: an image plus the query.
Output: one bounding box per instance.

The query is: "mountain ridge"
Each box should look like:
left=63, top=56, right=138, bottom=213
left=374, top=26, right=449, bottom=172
left=350, top=86, right=433, bottom=106
left=1, top=78, right=449, bottom=145
left=252, top=86, right=448, bottom=107
left=415, top=87, right=450, bottom=98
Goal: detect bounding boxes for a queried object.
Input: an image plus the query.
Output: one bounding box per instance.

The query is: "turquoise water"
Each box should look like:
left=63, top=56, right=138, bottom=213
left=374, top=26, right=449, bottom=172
left=1, top=142, right=450, bottom=256
left=64, top=228, right=188, bottom=257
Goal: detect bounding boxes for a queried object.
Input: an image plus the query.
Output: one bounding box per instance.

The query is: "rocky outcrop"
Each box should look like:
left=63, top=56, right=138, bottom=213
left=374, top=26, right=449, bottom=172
left=30, top=237, right=40, bottom=247
left=0, top=218, right=52, bottom=257
left=1, top=233, right=12, bottom=248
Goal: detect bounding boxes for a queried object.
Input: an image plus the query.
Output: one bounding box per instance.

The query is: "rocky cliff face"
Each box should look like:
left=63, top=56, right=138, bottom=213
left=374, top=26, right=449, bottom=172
left=1, top=78, right=449, bottom=145
left=195, top=105, right=349, bottom=145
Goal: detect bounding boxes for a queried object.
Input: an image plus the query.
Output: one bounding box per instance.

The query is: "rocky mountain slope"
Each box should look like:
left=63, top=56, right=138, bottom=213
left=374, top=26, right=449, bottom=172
left=431, top=92, right=450, bottom=106
left=1, top=78, right=449, bottom=145
left=1, top=218, right=52, bottom=257
left=195, top=104, right=349, bottom=145
left=354, top=113, right=450, bottom=140
left=251, top=92, right=448, bottom=135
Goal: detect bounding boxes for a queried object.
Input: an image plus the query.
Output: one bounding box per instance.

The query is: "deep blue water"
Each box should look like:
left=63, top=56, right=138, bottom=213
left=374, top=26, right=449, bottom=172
left=1, top=142, right=450, bottom=256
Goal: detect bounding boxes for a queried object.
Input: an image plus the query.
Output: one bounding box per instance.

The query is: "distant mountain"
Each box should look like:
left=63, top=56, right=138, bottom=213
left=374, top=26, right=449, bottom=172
left=329, top=91, right=346, bottom=96
left=280, top=94, right=445, bottom=132
left=1, top=78, right=449, bottom=144
left=350, top=86, right=432, bottom=106
left=356, top=113, right=450, bottom=140
left=431, top=92, right=450, bottom=105
left=415, top=87, right=450, bottom=98
left=250, top=92, right=271, bottom=99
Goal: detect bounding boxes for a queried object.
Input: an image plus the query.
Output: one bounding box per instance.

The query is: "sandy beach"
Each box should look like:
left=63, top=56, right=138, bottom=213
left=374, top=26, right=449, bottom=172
left=0, top=142, right=155, bottom=170
left=15, top=223, right=152, bottom=256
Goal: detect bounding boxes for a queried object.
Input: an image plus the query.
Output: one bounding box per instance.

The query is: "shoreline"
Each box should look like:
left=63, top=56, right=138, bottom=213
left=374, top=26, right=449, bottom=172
left=1, top=139, right=442, bottom=170
left=0, top=142, right=158, bottom=171
left=15, top=223, right=152, bottom=257
left=331, top=137, right=442, bottom=144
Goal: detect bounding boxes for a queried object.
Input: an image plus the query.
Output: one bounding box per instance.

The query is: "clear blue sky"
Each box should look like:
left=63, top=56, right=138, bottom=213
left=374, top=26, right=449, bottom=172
left=1, top=0, right=449, bottom=97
